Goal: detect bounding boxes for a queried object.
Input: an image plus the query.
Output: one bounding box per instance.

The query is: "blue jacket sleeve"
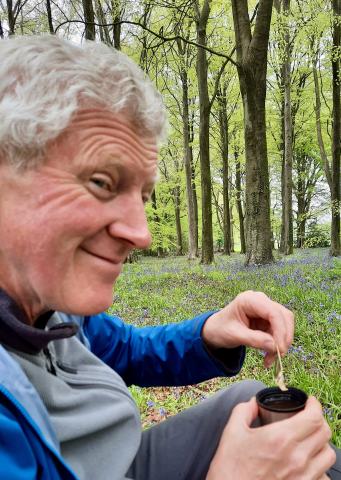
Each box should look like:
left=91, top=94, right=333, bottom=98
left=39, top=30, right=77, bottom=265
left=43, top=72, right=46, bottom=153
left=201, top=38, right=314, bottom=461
left=0, top=403, right=39, bottom=479
left=0, top=393, right=79, bottom=480
left=83, top=312, right=245, bottom=387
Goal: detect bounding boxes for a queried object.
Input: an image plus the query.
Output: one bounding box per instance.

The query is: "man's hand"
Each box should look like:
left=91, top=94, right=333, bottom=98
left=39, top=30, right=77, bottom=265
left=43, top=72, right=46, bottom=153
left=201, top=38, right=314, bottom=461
left=206, top=396, right=336, bottom=480
left=202, top=291, right=294, bottom=367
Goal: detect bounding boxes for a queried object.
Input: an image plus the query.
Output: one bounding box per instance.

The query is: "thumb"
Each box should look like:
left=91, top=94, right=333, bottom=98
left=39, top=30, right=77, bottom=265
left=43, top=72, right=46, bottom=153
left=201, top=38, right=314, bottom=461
left=229, top=397, right=259, bottom=430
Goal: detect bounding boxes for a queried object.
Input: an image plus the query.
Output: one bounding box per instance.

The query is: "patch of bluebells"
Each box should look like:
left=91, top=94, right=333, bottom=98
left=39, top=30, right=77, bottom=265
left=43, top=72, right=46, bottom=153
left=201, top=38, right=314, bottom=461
left=288, top=345, right=314, bottom=363
left=273, top=273, right=290, bottom=287
left=323, top=406, right=335, bottom=421
left=327, top=312, right=341, bottom=323
left=319, top=281, right=332, bottom=292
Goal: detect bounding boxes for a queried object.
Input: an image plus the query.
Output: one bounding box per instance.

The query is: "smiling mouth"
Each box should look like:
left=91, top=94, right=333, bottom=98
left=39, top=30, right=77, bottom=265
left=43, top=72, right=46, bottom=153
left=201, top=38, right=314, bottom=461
left=80, top=247, right=124, bottom=265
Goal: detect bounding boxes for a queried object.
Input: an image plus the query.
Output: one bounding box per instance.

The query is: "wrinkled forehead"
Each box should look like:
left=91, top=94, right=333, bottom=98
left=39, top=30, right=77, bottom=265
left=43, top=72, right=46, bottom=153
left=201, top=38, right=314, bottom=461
left=46, top=108, right=159, bottom=174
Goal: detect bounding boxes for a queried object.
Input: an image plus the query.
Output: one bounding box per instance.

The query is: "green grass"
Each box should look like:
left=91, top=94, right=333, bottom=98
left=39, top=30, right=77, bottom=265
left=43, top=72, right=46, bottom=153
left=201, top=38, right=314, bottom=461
left=109, top=248, right=341, bottom=447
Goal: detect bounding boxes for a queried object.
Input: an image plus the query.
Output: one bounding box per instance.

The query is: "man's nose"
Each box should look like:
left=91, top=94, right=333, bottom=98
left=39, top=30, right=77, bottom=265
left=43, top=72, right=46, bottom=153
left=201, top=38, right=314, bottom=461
left=107, top=196, right=152, bottom=250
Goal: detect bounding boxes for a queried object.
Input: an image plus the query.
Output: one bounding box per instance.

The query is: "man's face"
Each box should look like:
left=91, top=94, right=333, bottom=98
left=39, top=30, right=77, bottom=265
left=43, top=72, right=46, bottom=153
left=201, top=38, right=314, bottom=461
left=0, top=109, right=158, bottom=320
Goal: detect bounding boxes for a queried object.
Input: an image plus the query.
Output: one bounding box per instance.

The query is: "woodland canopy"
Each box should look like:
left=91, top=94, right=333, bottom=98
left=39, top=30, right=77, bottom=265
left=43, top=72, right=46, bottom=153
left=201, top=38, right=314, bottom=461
left=1, top=0, right=340, bottom=264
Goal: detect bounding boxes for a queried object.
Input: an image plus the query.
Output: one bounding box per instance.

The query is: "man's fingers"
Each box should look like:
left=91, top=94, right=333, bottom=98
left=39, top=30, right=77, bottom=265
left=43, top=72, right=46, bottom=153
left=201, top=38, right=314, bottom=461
left=295, top=418, right=332, bottom=461
left=229, top=397, right=259, bottom=429
left=265, top=305, right=292, bottom=355
left=283, top=397, right=325, bottom=441
left=304, top=444, right=336, bottom=480
left=271, top=305, right=294, bottom=354
left=264, top=351, right=276, bottom=368
left=238, top=291, right=292, bottom=354
left=278, top=304, right=294, bottom=347
left=233, top=325, right=275, bottom=353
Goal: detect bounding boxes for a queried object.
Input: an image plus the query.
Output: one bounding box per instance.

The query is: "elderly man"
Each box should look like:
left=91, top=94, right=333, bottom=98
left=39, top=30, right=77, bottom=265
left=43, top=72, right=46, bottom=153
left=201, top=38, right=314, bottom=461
left=0, top=35, right=339, bottom=480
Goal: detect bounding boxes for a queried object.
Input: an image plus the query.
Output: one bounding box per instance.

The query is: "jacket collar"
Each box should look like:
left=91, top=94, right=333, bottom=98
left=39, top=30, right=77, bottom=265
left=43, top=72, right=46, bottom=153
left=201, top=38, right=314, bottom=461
left=0, top=289, right=78, bottom=354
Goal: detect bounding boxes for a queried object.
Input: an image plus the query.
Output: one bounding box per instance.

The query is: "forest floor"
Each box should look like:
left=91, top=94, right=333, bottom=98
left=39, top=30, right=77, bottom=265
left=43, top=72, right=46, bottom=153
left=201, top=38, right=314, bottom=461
left=109, top=248, right=341, bottom=447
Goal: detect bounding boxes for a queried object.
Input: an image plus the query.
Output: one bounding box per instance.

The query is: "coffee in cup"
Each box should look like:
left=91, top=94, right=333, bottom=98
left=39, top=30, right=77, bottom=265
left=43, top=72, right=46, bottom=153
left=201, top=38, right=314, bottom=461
left=256, top=386, right=308, bottom=425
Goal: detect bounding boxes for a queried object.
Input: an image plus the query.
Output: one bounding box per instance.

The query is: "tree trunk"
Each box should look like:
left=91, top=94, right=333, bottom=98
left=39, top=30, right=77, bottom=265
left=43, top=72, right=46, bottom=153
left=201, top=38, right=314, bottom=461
left=180, top=68, right=198, bottom=260
left=190, top=124, right=199, bottom=255
left=279, top=130, right=285, bottom=252
left=330, top=0, right=341, bottom=256
left=313, top=53, right=332, bottom=189
left=151, top=190, right=163, bottom=257
left=281, top=0, right=294, bottom=255
left=218, top=88, right=231, bottom=255
left=230, top=203, right=235, bottom=252
left=294, top=151, right=322, bottom=248
left=195, top=0, right=214, bottom=264
left=296, top=214, right=306, bottom=248
left=112, top=0, right=121, bottom=50
left=235, top=149, right=246, bottom=254
left=96, top=0, right=112, bottom=45
left=6, top=0, right=15, bottom=35
left=212, top=189, right=223, bottom=245
left=296, top=153, right=306, bottom=248
left=173, top=185, right=183, bottom=255
left=231, top=0, right=274, bottom=265
left=82, top=0, right=96, bottom=40
left=46, top=0, right=54, bottom=34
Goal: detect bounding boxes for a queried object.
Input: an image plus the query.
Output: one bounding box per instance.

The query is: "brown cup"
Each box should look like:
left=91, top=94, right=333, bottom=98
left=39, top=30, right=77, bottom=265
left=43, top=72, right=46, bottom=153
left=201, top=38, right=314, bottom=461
left=256, top=387, right=308, bottom=425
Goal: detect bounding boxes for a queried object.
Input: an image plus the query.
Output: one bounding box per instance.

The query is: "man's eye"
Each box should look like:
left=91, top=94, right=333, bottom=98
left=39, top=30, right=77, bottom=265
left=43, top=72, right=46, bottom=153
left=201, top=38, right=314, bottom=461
left=89, top=174, right=115, bottom=197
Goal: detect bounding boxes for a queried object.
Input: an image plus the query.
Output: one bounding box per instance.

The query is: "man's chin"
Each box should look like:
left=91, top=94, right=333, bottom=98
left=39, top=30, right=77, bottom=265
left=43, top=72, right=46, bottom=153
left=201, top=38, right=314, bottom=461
left=64, top=291, right=115, bottom=316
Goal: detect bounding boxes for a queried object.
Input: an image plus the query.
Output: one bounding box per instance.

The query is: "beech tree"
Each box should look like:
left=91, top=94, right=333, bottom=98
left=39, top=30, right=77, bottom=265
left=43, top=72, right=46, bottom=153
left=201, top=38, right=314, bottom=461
left=231, top=0, right=274, bottom=264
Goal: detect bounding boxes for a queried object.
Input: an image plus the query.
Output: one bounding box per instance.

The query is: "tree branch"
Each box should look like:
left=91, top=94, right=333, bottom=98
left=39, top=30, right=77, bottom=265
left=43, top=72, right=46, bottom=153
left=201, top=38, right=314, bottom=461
left=55, top=18, right=239, bottom=66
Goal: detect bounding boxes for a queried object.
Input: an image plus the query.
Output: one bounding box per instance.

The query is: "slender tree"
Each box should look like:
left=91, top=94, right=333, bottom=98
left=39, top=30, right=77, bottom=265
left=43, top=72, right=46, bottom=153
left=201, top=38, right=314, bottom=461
left=46, top=0, right=54, bottom=34
left=82, top=0, right=96, bottom=40
left=330, top=0, right=341, bottom=256
left=294, top=147, right=323, bottom=247
left=217, top=85, right=231, bottom=255
left=281, top=0, right=294, bottom=254
left=112, top=0, right=122, bottom=50
left=6, top=0, right=15, bottom=35
left=95, top=0, right=112, bottom=45
left=234, top=145, right=246, bottom=254
left=194, top=0, right=214, bottom=264
left=312, top=42, right=333, bottom=188
left=5, top=0, right=27, bottom=35
left=174, top=28, right=199, bottom=259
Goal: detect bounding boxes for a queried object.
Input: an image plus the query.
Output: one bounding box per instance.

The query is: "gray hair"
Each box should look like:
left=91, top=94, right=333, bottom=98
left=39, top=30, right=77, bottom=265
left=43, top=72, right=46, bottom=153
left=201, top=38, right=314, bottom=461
left=0, top=35, right=167, bottom=169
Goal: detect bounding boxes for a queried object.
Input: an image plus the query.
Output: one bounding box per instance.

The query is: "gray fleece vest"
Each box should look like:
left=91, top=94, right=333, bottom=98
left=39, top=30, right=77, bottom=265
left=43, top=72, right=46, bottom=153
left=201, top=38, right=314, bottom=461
left=7, top=313, right=141, bottom=480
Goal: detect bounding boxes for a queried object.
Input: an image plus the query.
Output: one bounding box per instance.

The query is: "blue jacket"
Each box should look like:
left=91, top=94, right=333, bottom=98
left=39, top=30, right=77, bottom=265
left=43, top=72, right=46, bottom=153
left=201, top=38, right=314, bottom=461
left=0, top=312, right=245, bottom=479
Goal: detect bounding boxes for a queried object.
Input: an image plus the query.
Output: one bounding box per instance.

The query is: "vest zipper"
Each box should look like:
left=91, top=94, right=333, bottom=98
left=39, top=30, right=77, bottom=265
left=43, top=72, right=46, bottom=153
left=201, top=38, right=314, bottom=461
left=43, top=347, right=57, bottom=375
